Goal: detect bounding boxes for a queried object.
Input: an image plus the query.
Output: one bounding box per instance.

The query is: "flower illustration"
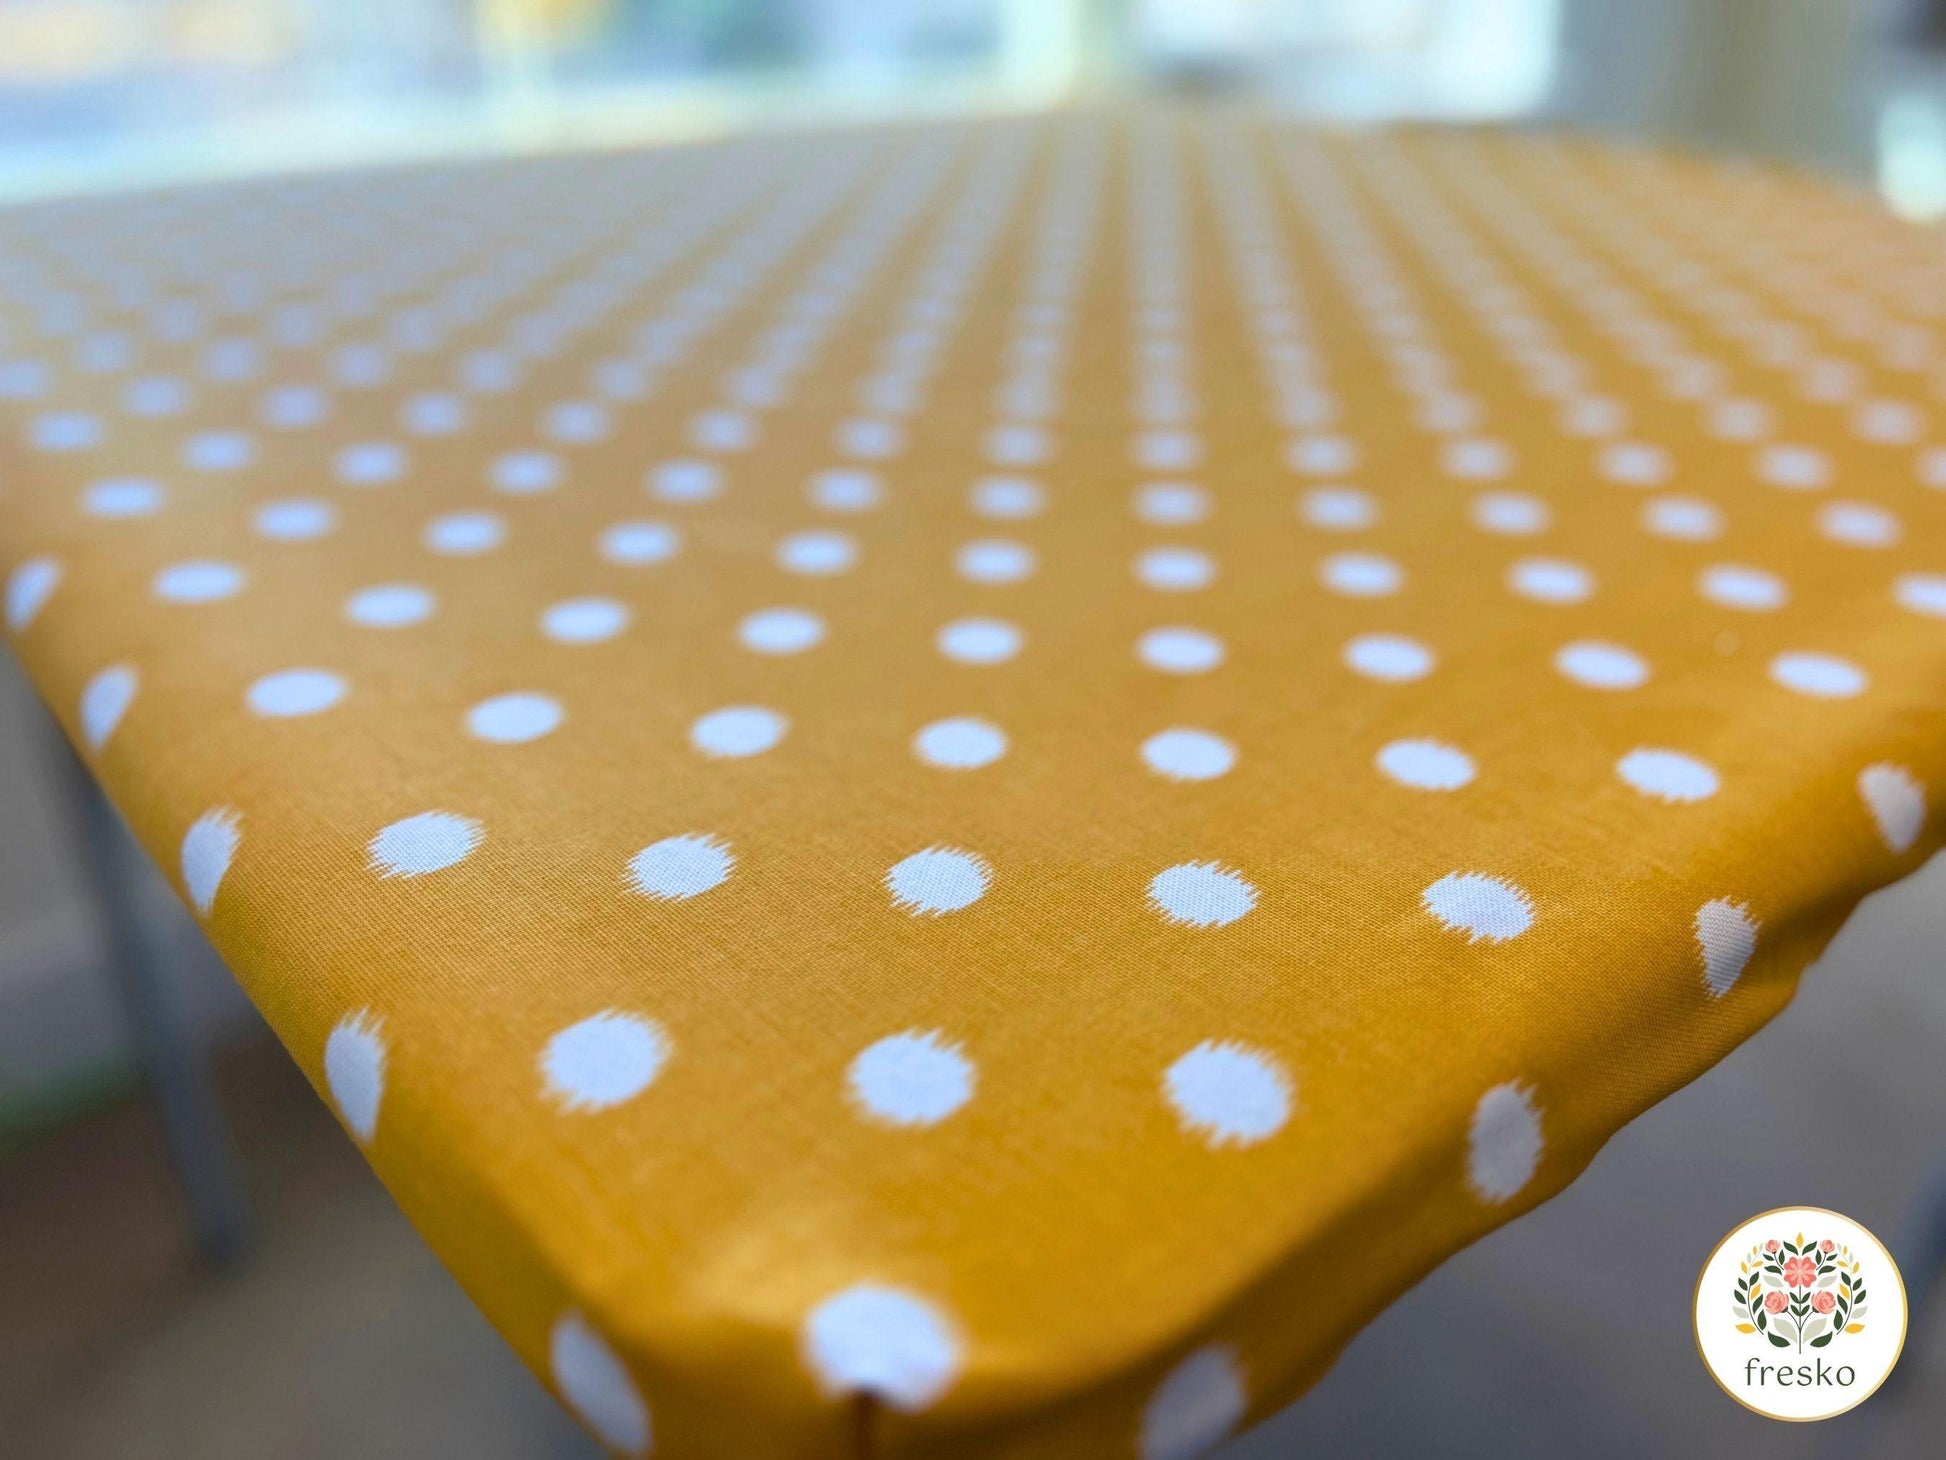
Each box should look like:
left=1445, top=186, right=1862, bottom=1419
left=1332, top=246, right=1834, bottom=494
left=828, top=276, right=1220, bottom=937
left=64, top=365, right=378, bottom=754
left=1813, top=1291, right=1837, bottom=1314
left=1820, top=1239, right=1836, bottom=1254
left=1765, top=1239, right=1781, bottom=1254
left=1782, top=1255, right=1817, bottom=1288
left=1764, top=1290, right=1788, bottom=1314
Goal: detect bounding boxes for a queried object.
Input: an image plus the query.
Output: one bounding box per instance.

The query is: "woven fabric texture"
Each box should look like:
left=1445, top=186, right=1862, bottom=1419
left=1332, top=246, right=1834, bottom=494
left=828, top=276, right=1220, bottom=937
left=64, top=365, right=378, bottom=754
left=2, top=110, right=1941, bottom=1457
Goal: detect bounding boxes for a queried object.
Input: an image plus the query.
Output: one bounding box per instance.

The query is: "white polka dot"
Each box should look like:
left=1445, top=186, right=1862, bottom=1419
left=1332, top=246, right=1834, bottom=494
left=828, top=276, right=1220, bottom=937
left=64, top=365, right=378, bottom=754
left=1468, top=1081, right=1542, bottom=1202
left=848, top=1031, right=974, bottom=1126
left=246, top=668, right=346, bottom=718
left=82, top=477, right=163, bottom=518
left=334, top=441, right=405, bottom=486
left=937, top=617, right=1021, bottom=665
left=183, top=430, right=253, bottom=472
left=1163, top=1040, right=1290, bottom=1146
left=1895, top=573, right=1946, bottom=619
left=1141, top=1347, right=1247, bottom=1460
left=599, top=521, right=679, bottom=566
left=1138, top=627, right=1224, bottom=675
left=542, top=598, right=629, bottom=644
left=1344, top=633, right=1433, bottom=683
left=1320, top=551, right=1402, bottom=598
left=1596, top=440, right=1671, bottom=487
left=550, top=1313, right=651, bottom=1457
left=1707, top=398, right=1771, bottom=441
left=324, top=1010, right=386, bottom=1144
left=181, top=807, right=241, bottom=915
left=1138, top=483, right=1210, bottom=526
left=626, top=833, right=733, bottom=900
left=778, top=530, right=858, bottom=576
left=1142, top=728, right=1236, bottom=782
left=1135, top=546, right=1215, bottom=592
left=1770, top=651, right=1866, bottom=699
left=1422, top=871, right=1533, bottom=943
left=343, top=583, right=434, bottom=629
left=690, top=407, right=755, bottom=452
left=970, top=476, right=1043, bottom=520
left=739, top=607, right=824, bottom=655
left=153, top=560, right=245, bottom=603
left=1617, top=748, right=1719, bottom=804
left=1148, top=862, right=1256, bottom=928
left=423, top=511, right=504, bottom=556
left=1285, top=434, right=1358, bottom=475
left=260, top=384, right=328, bottom=429
left=6, top=556, right=61, bottom=631
left=545, top=400, right=610, bottom=445
left=1133, top=428, right=1199, bottom=471
left=809, top=468, right=881, bottom=512
left=467, top=692, right=563, bottom=744
left=801, top=1285, right=960, bottom=1411
left=401, top=392, right=466, bottom=436
left=1376, top=738, right=1474, bottom=791
left=647, top=458, right=722, bottom=503
left=1554, top=640, right=1648, bottom=690
left=368, top=811, right=483, bottom=878
left=885, top=846, right=991, bottom=915
left=1299, top=486, right=1374, bottom=531
left=1642, top=495, right=1722, bottom=542
left=1695, top=566, right=1789, bottom=620
left=490, top=450, right=562, bottom=495
left=956, top=539, right=1035, bottom=584
left=31, top=410, right=101, bottom=451
left=1853, top=398, right=1922, bottom=444
left=1859, top=763, right=1926, bottom=854
left=987, top=422, right=1050, bottom=465
left=541, top=1011, right=669, bottom=1112
left=1696, top=897, right=1759, bottom=997
left=79, top=664, right=137, bottom=751
left=1506, top=557, right=1592, bottom=604
left=253, top=498, right=336, bottom=541
left=1470, top=491, right=1549, bottom=536
left=836, top=417, right=903, bottom=459
left=1442, top=436, right=1512, bottom=480
left=1817, top=500, right=1900, bottom=548
left=126, top=375, right=190, bottom=417
left=1756, top=443, right=1829, bottom=490
left=690, top=705, right=786, bottom=758
left=912, top=717, right=1006, bottom=769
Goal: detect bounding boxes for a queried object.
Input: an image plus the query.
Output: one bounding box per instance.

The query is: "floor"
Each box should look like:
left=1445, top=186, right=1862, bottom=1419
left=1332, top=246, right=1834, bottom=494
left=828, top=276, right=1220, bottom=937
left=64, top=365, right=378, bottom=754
left=6, top=855, right=1945, bottom=1459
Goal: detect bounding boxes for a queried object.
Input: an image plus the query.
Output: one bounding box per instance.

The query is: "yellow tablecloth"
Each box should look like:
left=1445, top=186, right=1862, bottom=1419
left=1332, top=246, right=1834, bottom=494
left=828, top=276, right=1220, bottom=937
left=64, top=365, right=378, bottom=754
left=3, top=111, right=1940, bottom=1456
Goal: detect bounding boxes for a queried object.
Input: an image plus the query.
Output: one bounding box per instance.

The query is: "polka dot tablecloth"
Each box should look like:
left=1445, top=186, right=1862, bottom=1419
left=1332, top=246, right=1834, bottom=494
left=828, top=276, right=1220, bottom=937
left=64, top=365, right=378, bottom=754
left=3, top=110, right=1943, bottom=1456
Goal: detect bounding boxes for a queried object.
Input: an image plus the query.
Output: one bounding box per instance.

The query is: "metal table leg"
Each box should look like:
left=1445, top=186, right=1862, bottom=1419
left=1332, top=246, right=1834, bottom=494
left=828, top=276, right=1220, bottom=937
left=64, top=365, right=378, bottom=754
left=52, top=730, right=250, bottom=1268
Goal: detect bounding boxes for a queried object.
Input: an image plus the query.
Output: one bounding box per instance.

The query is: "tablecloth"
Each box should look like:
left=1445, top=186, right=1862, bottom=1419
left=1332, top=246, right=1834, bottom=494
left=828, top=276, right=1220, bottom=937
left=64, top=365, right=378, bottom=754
left=3, top=109, right=1941, bottom=1457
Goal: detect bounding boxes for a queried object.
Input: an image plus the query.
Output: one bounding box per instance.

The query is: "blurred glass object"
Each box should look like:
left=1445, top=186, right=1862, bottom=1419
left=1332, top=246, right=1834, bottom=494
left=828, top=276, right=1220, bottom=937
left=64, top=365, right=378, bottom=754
left=1879, top=92, right=1946, bottom=219
left=0, top=0, right=1080, bottom=197
left=1132, top=0, right=1561, bottom=119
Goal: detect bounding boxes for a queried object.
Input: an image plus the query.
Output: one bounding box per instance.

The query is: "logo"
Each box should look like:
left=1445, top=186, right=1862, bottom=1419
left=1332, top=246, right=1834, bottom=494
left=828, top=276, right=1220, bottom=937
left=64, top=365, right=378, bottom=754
left=1694, top=1207, right=1907, bottom=1420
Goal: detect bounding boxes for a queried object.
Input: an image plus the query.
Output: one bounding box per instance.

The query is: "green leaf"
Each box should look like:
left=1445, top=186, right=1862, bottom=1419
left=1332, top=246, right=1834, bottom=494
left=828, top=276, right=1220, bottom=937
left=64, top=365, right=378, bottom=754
left=1811, top=1334, right=1833, bottom=1348
left=1768, top=1333, right=1790, bottom=1348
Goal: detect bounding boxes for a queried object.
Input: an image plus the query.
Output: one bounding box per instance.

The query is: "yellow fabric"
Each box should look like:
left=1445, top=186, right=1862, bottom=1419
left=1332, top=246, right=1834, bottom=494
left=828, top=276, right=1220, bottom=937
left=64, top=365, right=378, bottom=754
left=2, top=112, right=1940, bottom=1457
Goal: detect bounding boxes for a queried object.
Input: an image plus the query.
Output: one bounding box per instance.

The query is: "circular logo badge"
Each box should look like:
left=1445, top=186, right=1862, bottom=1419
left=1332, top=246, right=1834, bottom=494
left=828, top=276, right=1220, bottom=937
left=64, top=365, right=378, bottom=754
left=1694, top=1206, right=1907, bottom=1420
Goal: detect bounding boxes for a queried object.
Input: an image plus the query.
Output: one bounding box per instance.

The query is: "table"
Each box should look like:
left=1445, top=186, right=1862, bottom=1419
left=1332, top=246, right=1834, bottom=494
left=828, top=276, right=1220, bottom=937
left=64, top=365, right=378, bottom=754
left=2, top=110, right=1939, bottom=1458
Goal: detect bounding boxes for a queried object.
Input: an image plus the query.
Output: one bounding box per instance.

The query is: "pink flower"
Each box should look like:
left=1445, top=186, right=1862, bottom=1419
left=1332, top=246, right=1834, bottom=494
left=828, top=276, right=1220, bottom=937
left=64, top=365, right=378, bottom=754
left=1765, top=1291, right=1788, bottom=1314
left=1765, top=1239, right=1781, bottom=1254
left=1782, top=1256, right=1818, bottom=1288
left=1813, top=1291, right=1837, bottom=1314
left=1820, top=1239, right=1836, bottom=1254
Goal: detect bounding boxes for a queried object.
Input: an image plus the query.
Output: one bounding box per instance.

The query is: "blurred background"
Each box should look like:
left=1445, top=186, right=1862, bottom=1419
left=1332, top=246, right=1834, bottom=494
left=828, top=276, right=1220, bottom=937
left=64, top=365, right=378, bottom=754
left=4, top=1, right=1946, bottom=1456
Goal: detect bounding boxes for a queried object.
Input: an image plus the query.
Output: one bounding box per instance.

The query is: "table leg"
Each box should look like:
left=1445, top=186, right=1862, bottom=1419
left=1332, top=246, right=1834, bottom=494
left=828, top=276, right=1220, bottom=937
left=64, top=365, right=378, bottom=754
left=52, top=728, right=250, bottom=1268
